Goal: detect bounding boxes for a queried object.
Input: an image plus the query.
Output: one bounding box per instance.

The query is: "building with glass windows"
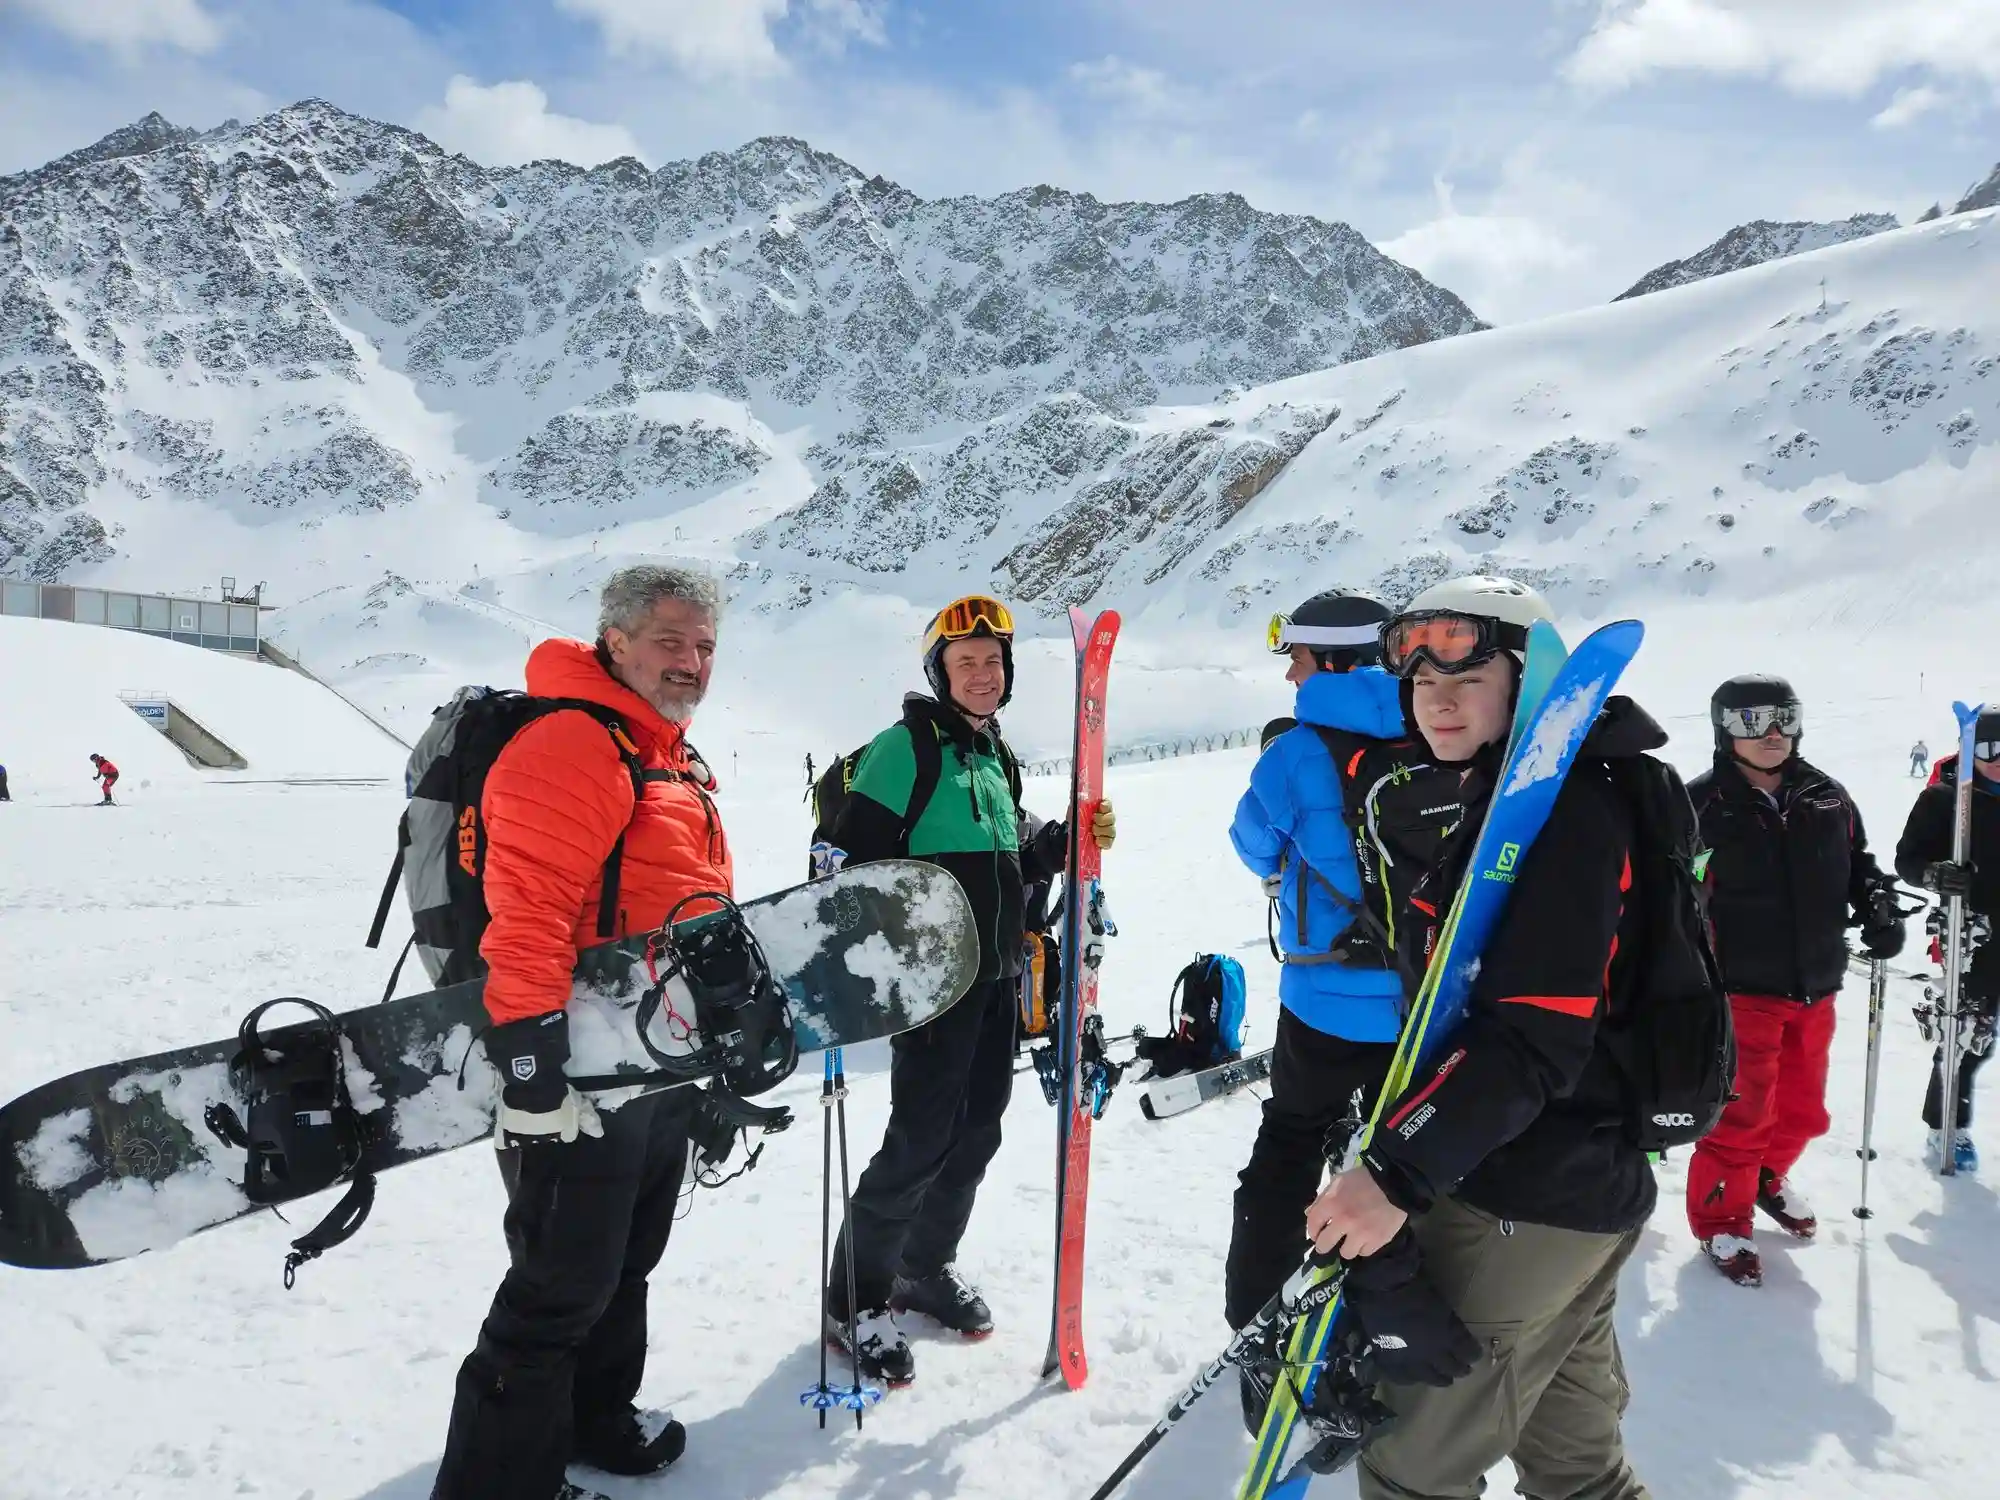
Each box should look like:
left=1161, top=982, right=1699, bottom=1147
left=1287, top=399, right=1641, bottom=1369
left=0, top=581, right=263, bottom=654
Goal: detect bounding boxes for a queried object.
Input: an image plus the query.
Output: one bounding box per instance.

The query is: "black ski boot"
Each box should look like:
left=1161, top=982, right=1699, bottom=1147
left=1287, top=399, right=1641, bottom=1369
left=825, top=1307, right=916, bottom=1386
left=891, top=1265, right=994, bottom=1338
left=573, top=1405, right=686, bottom=1476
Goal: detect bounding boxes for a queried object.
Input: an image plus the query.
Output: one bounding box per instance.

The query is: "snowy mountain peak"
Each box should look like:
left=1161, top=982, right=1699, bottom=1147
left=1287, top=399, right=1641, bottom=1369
left=1613, top=214, right=1899, bottom=301
left=1956, top=161, right=2000, bottom=215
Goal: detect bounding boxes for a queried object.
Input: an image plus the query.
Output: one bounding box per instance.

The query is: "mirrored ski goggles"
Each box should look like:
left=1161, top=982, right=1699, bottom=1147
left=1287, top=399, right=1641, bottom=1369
left=1379, top=611, right=1528, bottom=678
left=924, top=595, right=1014, bottom=651
left=1976, top=739, right=2000, bottom=762
left=1266, top=613, right=1386, bottom=655
left=1718, top=703, right=1803, bottom=739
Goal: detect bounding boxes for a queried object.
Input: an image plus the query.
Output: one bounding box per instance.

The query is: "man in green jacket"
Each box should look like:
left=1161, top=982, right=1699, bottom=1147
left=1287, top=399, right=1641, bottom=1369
left=822, top=595, right=1116, bottom=1386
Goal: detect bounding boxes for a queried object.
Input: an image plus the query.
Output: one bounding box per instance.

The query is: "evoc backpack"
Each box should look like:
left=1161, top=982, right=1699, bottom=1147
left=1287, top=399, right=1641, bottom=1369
left=1136, top=954, right=1248, bottom=1078
left=1600, top=754, right=1738, bottom=1152
left=365, top=687, right=667, bottom=995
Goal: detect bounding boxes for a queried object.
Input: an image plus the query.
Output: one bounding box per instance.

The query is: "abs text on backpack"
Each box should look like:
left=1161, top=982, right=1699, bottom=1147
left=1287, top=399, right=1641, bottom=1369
left=365, top=687, right=667, bottom=991
left=1598, top=752, right=1738, bottom=1152
left=1136, top=954, right=1248, bottom=1078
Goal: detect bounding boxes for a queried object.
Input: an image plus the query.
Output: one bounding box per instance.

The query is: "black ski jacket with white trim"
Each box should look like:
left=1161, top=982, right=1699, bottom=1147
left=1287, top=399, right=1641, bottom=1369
left=1686, top=755, right=1882, bottom=1002
left=1363, top=697, right=1660, bottom=1235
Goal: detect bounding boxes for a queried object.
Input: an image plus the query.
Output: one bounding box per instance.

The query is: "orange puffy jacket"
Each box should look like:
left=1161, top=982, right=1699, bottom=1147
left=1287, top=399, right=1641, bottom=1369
left=478, top=637, right=733, bottom=1025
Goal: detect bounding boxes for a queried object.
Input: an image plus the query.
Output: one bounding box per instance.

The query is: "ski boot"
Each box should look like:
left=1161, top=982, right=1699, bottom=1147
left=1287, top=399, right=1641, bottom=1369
left=573, top=1405, right=685, bottom=1476
left=825, top=1306, right=915, bottom=1387
left=1755, top=1170, right=1817, bottom=1241
left=1701, top=1233, right=1762, bottom=1287
left=891, top=1265, right=994, bottom=1338
left=1927, top=1129, right=1980, bottom=1173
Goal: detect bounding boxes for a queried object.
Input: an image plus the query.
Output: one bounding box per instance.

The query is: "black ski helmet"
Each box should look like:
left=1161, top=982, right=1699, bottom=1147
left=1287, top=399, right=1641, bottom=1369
left=1710, top=673, right=1803, bottom=757
left=1273, top=588, right=1393, bottom=671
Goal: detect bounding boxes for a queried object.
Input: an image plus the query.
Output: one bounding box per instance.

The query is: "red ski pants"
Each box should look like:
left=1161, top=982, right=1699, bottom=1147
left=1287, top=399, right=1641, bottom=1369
left=1687, top=992, right=1835, bottom=1240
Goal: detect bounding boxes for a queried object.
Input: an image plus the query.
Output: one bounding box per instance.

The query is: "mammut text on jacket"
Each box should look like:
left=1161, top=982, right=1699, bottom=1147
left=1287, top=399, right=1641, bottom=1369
left=478, top=638, right=732, bottom=1025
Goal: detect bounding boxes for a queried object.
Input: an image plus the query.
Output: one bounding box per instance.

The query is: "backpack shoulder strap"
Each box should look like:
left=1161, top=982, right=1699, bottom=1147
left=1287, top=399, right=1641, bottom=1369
left=536, top=700, right=660, bottom=939
left=894, top=702, right=947, bottom=852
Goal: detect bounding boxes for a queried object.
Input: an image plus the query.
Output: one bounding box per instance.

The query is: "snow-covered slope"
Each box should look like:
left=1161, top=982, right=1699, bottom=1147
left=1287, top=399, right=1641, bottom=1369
left=0, top=615, right=405, bottom=790
left=0, top=100, right=1480, bottom=580
left=1613, top=215, right=1899, bottom=301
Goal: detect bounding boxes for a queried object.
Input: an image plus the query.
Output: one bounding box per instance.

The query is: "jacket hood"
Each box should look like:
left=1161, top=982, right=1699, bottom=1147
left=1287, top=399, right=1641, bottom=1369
left=1294, top=665, right=1406, bottom=738
left=524, top=638, right=684, bottom=756
left=1584, top=695, right=1669, bottom=760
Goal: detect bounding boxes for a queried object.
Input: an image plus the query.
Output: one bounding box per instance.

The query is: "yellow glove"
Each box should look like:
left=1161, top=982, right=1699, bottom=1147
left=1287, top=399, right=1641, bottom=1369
left=1092, top=800, right=1118, bottom=851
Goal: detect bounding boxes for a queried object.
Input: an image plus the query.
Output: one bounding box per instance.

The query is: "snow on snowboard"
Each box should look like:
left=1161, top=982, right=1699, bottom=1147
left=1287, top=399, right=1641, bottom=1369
left=0, top=860, right=977, bottom=1271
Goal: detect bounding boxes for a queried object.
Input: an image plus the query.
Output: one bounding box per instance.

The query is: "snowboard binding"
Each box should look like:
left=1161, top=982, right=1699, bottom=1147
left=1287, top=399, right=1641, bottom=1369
left=1289, top=1347, right=1397, bottom=1478
left=637, top=893, right=800, bottom=1100
left=202, top=997, right=377, bottom=1286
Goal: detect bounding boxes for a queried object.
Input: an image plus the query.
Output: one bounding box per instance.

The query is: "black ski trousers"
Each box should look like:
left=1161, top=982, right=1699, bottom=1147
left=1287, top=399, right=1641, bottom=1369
left=828, top=978, right=1015, bottom=1316
left=1225, top=1008, right=1393, bottom=1328
left=432, top=1090, right=693, bottom=1500
left=1924, top=987, right=1998, bottom=1129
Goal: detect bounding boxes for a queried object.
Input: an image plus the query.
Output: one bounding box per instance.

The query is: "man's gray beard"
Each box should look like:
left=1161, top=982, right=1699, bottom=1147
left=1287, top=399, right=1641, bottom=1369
left=648, top=680, right=703, bottom=725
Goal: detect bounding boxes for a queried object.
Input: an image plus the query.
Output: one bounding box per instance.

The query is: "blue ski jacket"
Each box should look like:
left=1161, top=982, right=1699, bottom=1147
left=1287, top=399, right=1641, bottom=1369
left=1230, top=667, right=1408, bottom=1041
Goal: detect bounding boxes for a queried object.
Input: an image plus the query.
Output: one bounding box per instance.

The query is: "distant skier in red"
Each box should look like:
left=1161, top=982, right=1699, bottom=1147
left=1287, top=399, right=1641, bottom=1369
left=88, top=753, right=119, bottom=805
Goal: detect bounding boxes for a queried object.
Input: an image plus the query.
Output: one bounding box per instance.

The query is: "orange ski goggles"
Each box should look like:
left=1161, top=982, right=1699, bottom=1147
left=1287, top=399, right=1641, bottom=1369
left=924, top=595, right=1015, bottom=653
left=1380, top=611, right=1527, bottom=678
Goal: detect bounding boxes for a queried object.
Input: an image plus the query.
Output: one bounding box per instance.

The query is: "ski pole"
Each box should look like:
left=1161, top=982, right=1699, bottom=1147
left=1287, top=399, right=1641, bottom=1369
left=814, top=1051, right=834, bottom=1428
left=1855, top=954, right=1886, bottom=1219
left=832, top=1047, right=872, bottom=1429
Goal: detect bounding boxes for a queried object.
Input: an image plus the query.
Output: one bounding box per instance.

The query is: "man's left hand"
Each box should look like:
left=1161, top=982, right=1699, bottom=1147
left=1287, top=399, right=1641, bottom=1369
left=1306, top=1164, right=1408, bottom=1260
left=1092, top=800, right=1117, bottom=851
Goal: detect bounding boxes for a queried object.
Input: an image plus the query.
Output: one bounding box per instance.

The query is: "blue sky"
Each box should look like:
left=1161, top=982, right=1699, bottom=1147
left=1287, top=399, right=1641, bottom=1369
left=2, top=1, right=1996, bottom=322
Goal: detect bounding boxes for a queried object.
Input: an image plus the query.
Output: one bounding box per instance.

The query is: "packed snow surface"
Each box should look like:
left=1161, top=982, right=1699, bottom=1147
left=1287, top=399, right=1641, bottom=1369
left=1, top=607, right=1994, bottom=1500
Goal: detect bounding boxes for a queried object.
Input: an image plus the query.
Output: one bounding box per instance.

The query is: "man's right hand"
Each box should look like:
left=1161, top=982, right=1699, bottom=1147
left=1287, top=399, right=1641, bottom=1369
left=486, top=1011, right=602, bottom=1147
left=1924, top=861, right=1976, bottom=902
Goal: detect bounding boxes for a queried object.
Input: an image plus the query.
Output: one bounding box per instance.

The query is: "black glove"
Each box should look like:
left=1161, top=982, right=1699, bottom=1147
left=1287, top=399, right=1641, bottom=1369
left=1859, top=884, right=1907, bottom=959
left=1331, top=1226, right=1480, bottom=1388
left=1924, top=861, right=1976, bottom=902
left=485, top=1011, right=601, bottom=1146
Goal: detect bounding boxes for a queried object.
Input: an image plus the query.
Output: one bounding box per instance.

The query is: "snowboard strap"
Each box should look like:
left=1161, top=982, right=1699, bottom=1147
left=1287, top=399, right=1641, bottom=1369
left=281, top=1173, right=376, bottom=1289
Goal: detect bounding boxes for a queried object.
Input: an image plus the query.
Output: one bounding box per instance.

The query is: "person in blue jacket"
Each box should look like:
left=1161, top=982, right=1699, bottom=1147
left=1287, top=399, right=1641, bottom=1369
left=1226, top=587, right=1465, bottom=1433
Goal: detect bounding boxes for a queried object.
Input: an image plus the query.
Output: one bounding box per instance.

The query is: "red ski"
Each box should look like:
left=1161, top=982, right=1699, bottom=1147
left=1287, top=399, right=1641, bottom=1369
left=1042, top=606, right=1119, bottom=1388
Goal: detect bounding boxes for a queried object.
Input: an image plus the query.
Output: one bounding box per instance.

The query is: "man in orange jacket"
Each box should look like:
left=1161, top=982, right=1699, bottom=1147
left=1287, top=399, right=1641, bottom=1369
left=432, top=565, right=732, bottom=1500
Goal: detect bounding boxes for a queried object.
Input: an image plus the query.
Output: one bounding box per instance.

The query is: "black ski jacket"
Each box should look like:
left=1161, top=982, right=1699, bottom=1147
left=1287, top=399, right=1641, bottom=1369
left=1362, top=696, right=1662, bottom=1235
left=1686, top=755, right=1883, bottom=1001
left=1897, top=769, right=2000, bottom=1004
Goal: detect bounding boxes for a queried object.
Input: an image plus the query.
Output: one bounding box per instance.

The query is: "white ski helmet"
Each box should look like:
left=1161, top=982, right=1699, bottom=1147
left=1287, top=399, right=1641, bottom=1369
left=1383, top=574, right=1557, bottom=679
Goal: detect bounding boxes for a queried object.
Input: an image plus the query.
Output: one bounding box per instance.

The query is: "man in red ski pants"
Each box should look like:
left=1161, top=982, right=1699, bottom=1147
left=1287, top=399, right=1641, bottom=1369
left=1684, top=676, right=1904, bottom=1286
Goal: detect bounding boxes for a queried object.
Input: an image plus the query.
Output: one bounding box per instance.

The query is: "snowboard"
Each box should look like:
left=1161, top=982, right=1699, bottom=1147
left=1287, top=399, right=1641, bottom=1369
left=1042, top=606, right=1120, bottom=1389
left=1249, top=620, right=1641, bottom=1500
left=1139, top=1048, right=1275, bottom=1121
left=0, top=860, right=978, bottom=1271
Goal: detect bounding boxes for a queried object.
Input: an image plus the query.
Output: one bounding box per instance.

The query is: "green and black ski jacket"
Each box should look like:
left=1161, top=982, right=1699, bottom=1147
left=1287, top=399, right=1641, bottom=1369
left=833, top=694, right=1065, bottom=982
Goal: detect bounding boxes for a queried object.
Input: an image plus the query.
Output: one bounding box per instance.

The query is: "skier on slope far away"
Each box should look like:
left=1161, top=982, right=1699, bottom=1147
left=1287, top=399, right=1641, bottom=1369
left=1897, top=708, right=2000, bottom=1173
left=1304, top=574, right=1660, bottom=1500
left=88, top=753, right=118, bottom=805
left=0, top=761, right=10, bottom=801
left=1683, top=675, right=1903, bottom=1287
left=1912, top=740, right=1930, bottom=778
left=1226, top=587, right=1468, bottom=1435
left=817, top=594, right=1115, bottom=1386
left=431, top=565, right=734, bottom=1500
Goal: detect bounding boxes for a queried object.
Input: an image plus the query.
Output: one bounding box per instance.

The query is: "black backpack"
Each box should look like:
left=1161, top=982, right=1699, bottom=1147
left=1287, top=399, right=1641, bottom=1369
left=809, top=701, right=1021, bottom=873
left=1136, top=954, right=1250, bottom=1078
left=365, top=687, right=683, bottom=994
left=1599, top=754, right=1738, bottom=1152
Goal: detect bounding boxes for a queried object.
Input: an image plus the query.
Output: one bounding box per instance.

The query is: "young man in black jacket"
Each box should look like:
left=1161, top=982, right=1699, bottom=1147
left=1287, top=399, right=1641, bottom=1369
left=1304, top=576, right=1654, bottom=1500
left=1684, top=675, right=1902, bottom=1284
left=1897, top=709, right=2000, bottom=1172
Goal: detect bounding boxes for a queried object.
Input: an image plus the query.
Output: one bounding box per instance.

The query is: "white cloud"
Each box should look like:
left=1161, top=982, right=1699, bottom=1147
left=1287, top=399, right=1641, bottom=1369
left=5, top=0, right=220, bottom=55
left=1380, top=178, right=1589, bottom=325
left=556, top=0, right=882, bottom=77
left=1872, top=84, right=1946, bottom=129
left=414, top=76, right=645, bottom=168
left=1565, top=0, right=2000, bottom=97
left=1067, top=56, right=1180, bottom=115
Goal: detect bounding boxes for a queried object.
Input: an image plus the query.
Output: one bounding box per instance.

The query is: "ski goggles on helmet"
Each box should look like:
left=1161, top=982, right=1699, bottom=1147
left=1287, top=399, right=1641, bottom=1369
left=1717, top=702, right=1803, bottom=739
left=1975, top=739, right=2000, bottom=762
left=1266, top=613, right=1386, bottom=655
left=1379, top=611, right=1528, bottom=678
left=924, top=595, right=1014, bottom=652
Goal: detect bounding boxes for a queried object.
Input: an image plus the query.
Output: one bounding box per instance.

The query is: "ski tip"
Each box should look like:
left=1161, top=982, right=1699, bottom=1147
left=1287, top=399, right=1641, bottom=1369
left=1953, top=701, right=1986, bottom=726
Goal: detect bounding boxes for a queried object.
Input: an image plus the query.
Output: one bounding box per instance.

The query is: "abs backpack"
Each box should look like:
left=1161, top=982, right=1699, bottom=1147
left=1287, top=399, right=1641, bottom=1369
left=1136, top=954, right=1248, bottom=1078
left=364, top=686, right=668, bottom=994
left=1600, top=751, right=1738, bottom=1151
